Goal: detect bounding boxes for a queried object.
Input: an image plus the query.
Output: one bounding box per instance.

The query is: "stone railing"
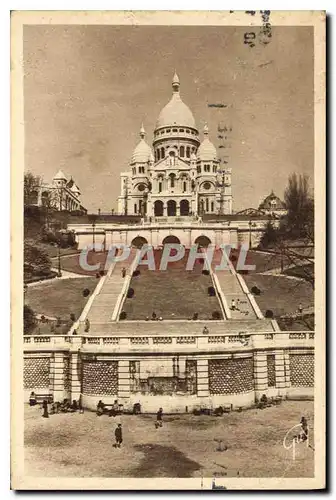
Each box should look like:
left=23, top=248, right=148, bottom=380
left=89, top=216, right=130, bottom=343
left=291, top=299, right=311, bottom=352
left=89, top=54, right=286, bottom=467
left=23, top=331, right=315, bottom=353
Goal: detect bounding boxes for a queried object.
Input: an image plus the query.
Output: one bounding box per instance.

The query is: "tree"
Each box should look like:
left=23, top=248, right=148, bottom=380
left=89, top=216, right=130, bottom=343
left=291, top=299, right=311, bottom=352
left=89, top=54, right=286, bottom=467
left=24, top=172, right=41, bottom=206
left=259, top=220, right=278, bottom=249
left=256, top=174, right=315, bottom=288
left=24, top=305, right=37, bottom=334
left=282, top=173, right=314, bottom=240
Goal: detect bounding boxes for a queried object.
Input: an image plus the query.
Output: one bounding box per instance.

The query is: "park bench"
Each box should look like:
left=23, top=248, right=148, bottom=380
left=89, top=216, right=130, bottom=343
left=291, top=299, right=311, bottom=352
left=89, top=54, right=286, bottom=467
left=33, top=393, right=53, bottom=405
left=97, top=403, right=124, bottom=416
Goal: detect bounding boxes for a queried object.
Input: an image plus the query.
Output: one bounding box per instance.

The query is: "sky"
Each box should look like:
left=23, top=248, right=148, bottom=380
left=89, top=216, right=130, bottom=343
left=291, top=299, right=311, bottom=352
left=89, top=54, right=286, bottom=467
left=23, top=25, right=314, bottom=213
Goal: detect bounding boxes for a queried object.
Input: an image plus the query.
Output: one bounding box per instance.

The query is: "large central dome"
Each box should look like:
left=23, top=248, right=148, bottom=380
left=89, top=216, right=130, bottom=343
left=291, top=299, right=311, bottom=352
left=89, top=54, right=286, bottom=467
left=155, top=73, right=196, bottom=130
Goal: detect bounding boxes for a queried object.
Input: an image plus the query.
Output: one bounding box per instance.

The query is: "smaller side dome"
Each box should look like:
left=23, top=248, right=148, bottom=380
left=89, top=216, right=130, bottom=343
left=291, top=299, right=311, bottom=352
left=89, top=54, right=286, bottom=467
left=197, top=124, right=217, bottom=161
left=131, top=124, right=153, bottom=163
left=259, top=191, right=286, bottom=210
left=53, top=169, right=67, bottom=181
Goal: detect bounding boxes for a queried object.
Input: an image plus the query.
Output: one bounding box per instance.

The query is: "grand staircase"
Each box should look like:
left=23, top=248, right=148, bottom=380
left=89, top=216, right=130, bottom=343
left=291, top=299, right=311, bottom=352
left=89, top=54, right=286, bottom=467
left=210, top=249, right=258, bottom=320
left=86, top=249, right=138, bottom=322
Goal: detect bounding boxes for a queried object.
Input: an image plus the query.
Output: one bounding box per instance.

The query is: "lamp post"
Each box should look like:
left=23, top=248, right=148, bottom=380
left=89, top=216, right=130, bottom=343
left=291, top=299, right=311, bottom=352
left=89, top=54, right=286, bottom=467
left=92, top=220, right=96, bottom=253
left=248, top=220, right=252, bottom=249
left=57, top=239, right=62, bottom=277
left=88, top=214, right=97, bottom=253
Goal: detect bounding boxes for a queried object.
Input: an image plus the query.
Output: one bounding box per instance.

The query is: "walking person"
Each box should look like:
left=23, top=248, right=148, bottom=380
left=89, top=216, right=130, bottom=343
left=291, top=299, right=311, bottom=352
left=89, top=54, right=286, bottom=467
left=115, top=423, right=123, bottom=448
left=231, top=299, right=236, bottom=311
left=121, top=267, right=126, bottom=278
left=298, top=303, right=303, bottom=315
left=155, top=407, right=163, bottom=428
left=300, top=416, right=308, bottom=442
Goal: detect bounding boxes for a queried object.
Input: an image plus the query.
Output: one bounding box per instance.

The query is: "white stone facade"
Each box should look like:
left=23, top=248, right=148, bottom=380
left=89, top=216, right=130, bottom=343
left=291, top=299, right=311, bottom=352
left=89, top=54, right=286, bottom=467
left=118, top=73, right=232, bottom=217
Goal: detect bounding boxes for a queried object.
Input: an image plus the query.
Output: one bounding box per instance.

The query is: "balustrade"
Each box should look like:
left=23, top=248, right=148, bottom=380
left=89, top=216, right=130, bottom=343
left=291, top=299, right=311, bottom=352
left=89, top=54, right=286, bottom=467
left=23, top=331, right=315, bottom=352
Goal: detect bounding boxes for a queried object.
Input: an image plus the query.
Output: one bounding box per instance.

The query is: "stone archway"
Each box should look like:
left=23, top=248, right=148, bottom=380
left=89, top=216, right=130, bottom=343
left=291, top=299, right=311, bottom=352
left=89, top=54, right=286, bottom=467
left=180, top=199, right=190, bottom=216
left=167, top=200, right=177, bottom=216
left=194, top=235, right=212, bottom=248
left=154, top=200, right=164, bottom=217
left=162, top=235, right=181, bottom=245
left=131, top=236, right=148, bottom=249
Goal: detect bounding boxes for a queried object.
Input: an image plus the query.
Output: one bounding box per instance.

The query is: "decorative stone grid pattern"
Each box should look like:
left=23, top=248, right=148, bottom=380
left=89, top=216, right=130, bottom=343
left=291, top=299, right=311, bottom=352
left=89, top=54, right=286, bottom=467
left=209, top=358, right=254, bottom=394
left=289, top=354, right=314, bottom=387
left=63, top=357, right=70, bottom=392
left=186, top=360, right=197, bottom=395
left=82, top=361, right=118, bottom=395
left=24, top=357, right=50, bottom=389
left=267, top=355, right=276, bottom=387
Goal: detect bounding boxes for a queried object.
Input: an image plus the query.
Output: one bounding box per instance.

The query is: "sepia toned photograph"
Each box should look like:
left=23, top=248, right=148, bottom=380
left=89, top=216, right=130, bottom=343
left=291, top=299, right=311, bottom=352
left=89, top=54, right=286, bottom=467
left=11, top=10, right=325, bottom=490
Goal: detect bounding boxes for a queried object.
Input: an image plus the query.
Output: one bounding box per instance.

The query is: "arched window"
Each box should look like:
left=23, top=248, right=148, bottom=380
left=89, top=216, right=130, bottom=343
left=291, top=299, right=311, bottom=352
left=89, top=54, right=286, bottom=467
left=206, top=198, right=209, bottom=212
left=161, top=147, right=165, bottom=159
left=180, top=145, right=185, bottom=157
left=186, top=147, right=190, bottom=158
left=158, top=181, right=162, bottom=193
left=157, top=149, right=160, bottom=160
left=211, top=201, right=214, bottom=212
left=183, top=181, right=187, bottom=192
left=134, top=204, right=137, bottom=214
left=169, top=173, right=175, bottom=188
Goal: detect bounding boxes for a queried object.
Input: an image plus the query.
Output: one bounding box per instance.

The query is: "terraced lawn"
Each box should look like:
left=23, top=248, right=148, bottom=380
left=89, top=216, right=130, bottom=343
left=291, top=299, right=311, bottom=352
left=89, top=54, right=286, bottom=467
left=55, top=251, right=110, bottom=276
left=244, top=274, right=314, bottom=318
left=122, top=250, right=223, bottom=321
left=25, top=277, right=98, bottom=320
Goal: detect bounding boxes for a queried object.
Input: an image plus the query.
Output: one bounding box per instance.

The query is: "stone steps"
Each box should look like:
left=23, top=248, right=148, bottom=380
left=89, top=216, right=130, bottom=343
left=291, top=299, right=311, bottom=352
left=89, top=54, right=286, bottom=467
left=86, top=250, right=137, bottom=322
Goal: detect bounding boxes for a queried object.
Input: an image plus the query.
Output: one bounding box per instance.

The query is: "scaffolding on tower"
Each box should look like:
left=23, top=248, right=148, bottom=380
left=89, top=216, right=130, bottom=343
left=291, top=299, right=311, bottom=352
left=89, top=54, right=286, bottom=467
left=207, top=103, right=233, bottom=214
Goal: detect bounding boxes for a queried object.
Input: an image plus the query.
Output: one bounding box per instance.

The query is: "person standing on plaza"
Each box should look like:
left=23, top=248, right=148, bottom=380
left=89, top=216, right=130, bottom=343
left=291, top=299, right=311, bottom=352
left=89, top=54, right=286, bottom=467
left=42, top=399, right=49, bottom=418
left=115, top=423, right=123, bottom=448
left=155, top=407, right=163, bottom=428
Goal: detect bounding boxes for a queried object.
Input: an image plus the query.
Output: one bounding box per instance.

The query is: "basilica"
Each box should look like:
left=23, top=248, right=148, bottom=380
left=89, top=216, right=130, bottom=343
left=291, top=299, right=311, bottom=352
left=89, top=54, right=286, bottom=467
left=118, top=73, right=232, bottom=218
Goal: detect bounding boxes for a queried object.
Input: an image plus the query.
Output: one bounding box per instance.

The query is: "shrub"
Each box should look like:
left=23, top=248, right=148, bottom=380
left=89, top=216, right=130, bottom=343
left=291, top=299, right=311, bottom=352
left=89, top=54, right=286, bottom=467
left=230, top=254, right=237, bottom=262
left=24, top=243, right=52, bottom=278
left=99, top=270, right=105, bottom=276
left=70, top=313, right=76, bottom=322
left=208, top=286, right=216, bottom=297
left=251, top=286, right=261, bottom=295
left=23, top=305, right=36, bottom=334
left=83, top=288, right=90, bottom=297
left=202, top=269, right=210, bottom=276
left=212, top=311, right=221, bottom=320
left=265, top=309, right=274, bottom=318
left=127, top=288, right=135, bottom=299
left=119, top=311, right=127, bottom=320
left=40, top=315, right=46, bottom=323
left=132, top=269, right=140, bottom=277
left=96, top=272, right=100, bottom=278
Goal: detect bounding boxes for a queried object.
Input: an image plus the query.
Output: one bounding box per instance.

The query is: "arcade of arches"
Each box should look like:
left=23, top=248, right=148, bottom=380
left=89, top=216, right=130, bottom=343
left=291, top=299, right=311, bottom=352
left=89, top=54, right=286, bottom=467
left=154, top=199, right=190, bottom=217
left=131, top=234, right=212, bottom=248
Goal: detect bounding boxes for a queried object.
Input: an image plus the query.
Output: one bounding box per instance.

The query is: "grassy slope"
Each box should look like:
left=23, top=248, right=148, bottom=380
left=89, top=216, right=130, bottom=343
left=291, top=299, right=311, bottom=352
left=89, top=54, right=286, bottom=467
left=244, top=274, right=314, bottom=318
left=123, top=251, right=223, bottom=320
left=25, top=277, right=98, bottom=319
